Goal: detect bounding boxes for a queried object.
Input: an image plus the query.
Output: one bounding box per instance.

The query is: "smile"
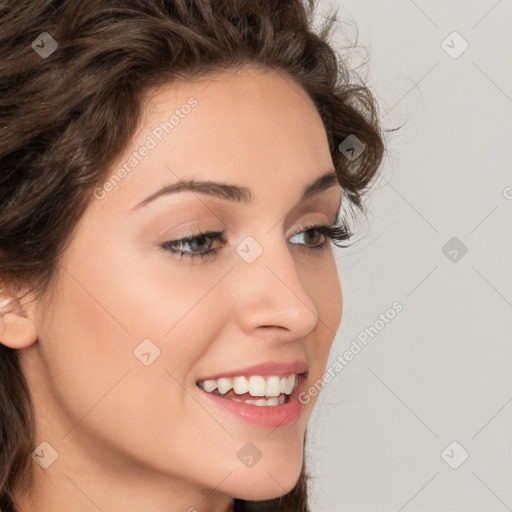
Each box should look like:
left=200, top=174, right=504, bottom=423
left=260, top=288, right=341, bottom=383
left=196, top=371, right=308, bottom=428
left=196, top=373, right=300, bottom=406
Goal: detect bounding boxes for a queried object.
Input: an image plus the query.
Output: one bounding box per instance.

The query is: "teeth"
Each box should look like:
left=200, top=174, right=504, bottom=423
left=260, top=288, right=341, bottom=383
left=265, top=376, right=281, bottom=397
left=248, top=376, right=266, bottom=396
left=231, top=395, right=286, bottom=406
left=203, top=380, right=217, bottom=393
left=285, top=374, right=296, bottom=395
left=233, top=376, right=249, bottom=394
left=217, top=378, right=232, bottom=394
left=199, top=373, right=298, bottom=398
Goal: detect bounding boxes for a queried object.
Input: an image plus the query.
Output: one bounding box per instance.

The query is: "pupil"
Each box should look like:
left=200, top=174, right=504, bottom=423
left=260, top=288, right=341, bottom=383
left=306, top=230, right=320, bottom=244
left=193, top=235, right=210, bottom=250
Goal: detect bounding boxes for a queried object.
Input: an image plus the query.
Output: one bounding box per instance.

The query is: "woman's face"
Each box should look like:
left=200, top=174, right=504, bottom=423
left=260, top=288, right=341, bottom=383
left=19, top=66, right=343, bottom=510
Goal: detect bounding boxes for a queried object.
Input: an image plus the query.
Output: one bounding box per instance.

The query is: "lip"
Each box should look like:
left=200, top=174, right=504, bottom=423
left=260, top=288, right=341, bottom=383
left=196, top=372, right=306, bottom=427
left=197, top=359, right=308, bottom=381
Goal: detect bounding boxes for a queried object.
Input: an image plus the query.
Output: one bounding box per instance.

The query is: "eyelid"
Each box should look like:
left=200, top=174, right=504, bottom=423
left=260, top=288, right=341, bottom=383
left=161, top=204, right=339, bottom=237
left=286, top=209, right=340, bottom=236
left=168, top=213, right=337, bottom=241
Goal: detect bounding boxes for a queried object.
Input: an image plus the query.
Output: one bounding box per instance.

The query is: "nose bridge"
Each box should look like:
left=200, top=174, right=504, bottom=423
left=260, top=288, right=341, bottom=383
left=232, top=232, right=319, bottom=337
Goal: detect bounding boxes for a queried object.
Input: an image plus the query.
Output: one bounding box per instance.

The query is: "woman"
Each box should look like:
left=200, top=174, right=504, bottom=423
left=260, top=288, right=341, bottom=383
left=0, top=0, right=386, bottom=510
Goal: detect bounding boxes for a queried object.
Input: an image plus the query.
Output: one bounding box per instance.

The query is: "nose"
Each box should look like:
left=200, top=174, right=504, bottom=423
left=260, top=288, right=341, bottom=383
left=232, top=234, right=320, bottom=341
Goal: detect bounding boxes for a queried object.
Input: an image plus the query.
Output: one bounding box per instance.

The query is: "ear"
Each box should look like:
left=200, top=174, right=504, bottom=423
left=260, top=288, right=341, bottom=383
left=0, top=280, right=38, bottom=349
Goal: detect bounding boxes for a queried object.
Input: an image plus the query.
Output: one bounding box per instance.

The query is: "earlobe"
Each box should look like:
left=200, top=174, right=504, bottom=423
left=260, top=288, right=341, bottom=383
left=0, top=312, right=38, bottom=349
left=0, top=285, right=38, bottom=349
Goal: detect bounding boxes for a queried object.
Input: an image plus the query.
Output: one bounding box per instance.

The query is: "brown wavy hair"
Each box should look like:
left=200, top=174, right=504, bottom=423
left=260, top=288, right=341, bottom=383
left=0, top=0, right=389, bottom=510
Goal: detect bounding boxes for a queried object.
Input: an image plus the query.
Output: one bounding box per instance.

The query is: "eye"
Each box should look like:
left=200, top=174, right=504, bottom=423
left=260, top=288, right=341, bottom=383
left=159, top=222, right=352, bottom=261
left=289, top=222, right=352, bottom=252
left=289, top=226, right=325, bottom=247
left=160, top=230, right=225, bottom=261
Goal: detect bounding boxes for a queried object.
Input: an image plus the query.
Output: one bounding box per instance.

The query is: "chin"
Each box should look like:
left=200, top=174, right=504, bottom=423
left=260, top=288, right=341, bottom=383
left=228, top=451, right=304, bottom=501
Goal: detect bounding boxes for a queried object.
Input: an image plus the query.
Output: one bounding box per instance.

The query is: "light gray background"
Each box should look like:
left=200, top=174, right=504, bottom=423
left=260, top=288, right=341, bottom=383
left=306, top=1, right=512, bottom=511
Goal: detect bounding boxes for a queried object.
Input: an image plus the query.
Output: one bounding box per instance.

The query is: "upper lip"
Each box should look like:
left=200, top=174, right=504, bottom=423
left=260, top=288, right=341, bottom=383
left=197, top=359, right=308, bottom=381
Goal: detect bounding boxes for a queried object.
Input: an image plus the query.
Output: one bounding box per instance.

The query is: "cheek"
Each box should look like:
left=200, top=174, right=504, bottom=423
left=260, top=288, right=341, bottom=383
left=35, top=271, right=206, bottom=468
left=36, top=270, right=139, bottom=429
left=322, top=260, right=343, bottom=337
left=307, top=255, right=343, bottom=356
left=301, top=256, right=342, bottom=409
left=37, top=236, right=230, bottom=452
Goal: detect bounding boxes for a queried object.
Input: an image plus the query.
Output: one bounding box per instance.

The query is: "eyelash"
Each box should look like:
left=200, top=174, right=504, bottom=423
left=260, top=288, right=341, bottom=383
left=160, top=221, right=353, bottom=261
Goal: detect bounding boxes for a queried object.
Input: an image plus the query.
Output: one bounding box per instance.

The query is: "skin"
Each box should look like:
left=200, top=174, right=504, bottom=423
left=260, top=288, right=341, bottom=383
left=1, top=65, right=343, bottom=512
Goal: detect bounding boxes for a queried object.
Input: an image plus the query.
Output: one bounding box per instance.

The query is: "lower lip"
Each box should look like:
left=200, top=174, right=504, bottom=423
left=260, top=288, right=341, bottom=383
left=197, top=376, right=305, bottom=428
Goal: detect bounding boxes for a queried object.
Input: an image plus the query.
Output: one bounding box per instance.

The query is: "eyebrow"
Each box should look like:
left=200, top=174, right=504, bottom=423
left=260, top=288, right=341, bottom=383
left=130, top=169, right=340, bottom=211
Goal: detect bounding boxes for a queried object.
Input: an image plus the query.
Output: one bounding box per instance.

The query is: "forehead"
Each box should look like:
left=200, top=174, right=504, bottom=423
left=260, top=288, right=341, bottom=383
left=143, top=65, right=327, bottom=149
left=95, top=66, right=334, bottom=213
